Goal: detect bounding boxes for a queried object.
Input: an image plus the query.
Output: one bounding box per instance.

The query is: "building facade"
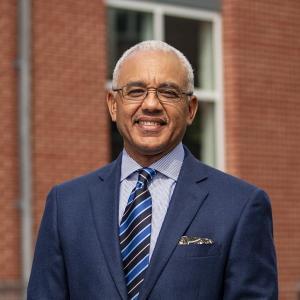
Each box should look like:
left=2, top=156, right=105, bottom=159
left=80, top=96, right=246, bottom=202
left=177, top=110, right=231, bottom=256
left=0, top=0, right=299, bottom=299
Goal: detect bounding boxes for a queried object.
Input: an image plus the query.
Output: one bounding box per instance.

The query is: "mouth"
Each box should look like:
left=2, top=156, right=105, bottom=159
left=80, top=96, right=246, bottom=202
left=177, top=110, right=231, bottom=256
left=134, top=117, right=167, bottom=131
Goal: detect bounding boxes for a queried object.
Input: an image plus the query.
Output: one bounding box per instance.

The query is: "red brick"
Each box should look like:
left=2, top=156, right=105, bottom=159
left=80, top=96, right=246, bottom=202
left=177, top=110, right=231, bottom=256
left=0, top=0, right=20, bottom=284
left=31, top=0, right=109, bottom=230
left=223, top=1, right=300, bottom=299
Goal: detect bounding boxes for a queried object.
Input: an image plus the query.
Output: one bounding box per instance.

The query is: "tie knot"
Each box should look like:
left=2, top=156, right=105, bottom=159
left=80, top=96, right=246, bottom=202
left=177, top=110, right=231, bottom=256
left=138, top=167, right=156, bottom=185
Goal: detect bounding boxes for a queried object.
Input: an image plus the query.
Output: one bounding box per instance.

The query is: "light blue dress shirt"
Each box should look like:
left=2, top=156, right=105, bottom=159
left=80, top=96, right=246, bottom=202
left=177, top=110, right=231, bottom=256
left=119, top=143, right=184, bottom=259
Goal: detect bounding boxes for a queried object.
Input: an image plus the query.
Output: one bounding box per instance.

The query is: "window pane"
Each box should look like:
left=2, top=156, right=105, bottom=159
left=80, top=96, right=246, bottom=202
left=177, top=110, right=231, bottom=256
left=107, top=8, right=153, bottom=80
left=165, top=16, right=214, bottom=90
left=183, top=102, right=216, bottom=165
left=165, top=15, right=216, bottom=166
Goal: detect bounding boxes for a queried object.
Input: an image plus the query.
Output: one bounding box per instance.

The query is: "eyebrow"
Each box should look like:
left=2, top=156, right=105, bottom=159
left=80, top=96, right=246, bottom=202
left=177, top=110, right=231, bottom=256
left=158, top=82, right=181, bottom=90
left=126, top=81, right=147, bottom=88
left=126, top=81, right=181, bottom=90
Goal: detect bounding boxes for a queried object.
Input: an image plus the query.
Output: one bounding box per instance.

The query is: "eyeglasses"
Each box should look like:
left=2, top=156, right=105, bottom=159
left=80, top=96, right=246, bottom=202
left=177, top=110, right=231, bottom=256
left=112, top=84, right=193, bottom=103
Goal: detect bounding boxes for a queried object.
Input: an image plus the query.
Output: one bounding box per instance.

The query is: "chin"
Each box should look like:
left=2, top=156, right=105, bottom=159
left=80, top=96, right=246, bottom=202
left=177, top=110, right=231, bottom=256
left=138, top=145, right=163, bottom=155
left=136, top=142, right=174, bottom=156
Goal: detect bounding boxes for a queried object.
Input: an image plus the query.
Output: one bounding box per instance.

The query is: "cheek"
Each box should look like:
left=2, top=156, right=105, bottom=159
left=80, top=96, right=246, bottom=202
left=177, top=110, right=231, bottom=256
left=116, top=105, right=129, bottom=120
left=115, top=106, right=136, bottom=130
left=117, top=102, right=140, bottom=117
left=169, top=106, right=189, bottom=125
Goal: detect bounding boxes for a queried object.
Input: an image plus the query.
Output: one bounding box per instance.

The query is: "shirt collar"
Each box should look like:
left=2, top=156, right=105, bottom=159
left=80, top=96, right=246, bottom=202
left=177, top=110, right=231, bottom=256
left=120, top=143, right=184, bottom=182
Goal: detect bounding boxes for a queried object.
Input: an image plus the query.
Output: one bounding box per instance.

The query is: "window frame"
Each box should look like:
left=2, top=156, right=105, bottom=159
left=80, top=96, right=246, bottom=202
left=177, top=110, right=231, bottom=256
left=106, top=0, right=225, bottom=170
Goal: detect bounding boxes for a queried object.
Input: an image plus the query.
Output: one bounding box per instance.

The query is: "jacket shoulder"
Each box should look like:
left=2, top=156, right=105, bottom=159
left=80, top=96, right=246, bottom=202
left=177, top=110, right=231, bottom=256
left=183, top=147, right=268, bottom=202
left=53, top=159, right=119, bottom=194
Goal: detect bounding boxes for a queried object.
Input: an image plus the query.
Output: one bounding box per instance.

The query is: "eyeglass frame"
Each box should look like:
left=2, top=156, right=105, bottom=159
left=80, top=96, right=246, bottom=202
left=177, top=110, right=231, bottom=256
left=112, top=82, right=193, bottom=103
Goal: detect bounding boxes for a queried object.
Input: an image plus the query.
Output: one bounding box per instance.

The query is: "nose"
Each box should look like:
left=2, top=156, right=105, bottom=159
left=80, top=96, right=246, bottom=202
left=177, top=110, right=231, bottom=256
left=141, top=88, right=163, bottom=112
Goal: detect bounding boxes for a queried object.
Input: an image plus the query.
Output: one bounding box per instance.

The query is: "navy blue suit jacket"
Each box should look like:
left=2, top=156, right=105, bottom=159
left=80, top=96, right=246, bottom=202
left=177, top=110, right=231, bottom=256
left=28, top=149, right=278, bottom=299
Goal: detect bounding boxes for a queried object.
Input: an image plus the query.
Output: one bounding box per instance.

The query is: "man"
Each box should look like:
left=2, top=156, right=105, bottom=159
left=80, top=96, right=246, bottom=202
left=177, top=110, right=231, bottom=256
left=28, top=40, right=278, bottom=299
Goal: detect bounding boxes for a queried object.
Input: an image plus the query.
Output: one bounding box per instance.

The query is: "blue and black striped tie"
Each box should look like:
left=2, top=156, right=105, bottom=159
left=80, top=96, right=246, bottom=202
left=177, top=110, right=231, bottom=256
left=119, top=167, right=156, bottom=300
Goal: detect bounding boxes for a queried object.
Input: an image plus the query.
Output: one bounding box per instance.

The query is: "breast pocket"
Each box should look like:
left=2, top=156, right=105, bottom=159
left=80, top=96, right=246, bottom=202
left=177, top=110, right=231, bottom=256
left=172, top=242, right=221, bottom=258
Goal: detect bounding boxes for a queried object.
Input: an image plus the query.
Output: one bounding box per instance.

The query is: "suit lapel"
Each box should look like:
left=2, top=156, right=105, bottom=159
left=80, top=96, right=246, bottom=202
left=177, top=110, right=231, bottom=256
left=139, top=151, right=209, bottom=300
left=89, top=155, right=127, bottom=300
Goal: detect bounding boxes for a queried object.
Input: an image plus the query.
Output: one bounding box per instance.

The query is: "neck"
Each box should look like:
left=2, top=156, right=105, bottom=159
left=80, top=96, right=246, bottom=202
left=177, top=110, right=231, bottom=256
left=124, top=145, right=179, bottom=167
left=129, top=152, right=166, bottom=167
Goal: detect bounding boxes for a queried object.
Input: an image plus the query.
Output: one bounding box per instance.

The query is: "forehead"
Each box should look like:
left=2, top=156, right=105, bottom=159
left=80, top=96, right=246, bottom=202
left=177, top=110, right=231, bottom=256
left=117, top=50, right=187, bottom=87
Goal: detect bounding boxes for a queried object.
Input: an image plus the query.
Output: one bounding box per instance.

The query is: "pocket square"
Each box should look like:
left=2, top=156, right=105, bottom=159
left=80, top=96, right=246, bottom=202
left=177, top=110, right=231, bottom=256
left=178, top=236, right=214, bottom=245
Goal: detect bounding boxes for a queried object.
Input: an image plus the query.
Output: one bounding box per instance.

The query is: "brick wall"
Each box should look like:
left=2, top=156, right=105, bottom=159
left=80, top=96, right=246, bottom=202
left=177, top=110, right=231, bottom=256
left=0, top=0, right=22, bottom=298
left=0, top=0, right=108, bottom=298
left=223, top=1, right=300, bottom=299
left=31, top=0, right=109, bottom=230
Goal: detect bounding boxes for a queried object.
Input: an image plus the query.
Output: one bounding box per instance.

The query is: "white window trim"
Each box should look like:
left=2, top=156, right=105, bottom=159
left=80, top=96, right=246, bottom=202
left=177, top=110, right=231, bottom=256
left=106, top=0, right=225, bottom=171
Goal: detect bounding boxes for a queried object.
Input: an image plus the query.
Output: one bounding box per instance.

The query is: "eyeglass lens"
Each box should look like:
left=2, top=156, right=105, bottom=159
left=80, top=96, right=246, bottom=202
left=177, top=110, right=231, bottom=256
left=123, top=86, right=182, bottom=102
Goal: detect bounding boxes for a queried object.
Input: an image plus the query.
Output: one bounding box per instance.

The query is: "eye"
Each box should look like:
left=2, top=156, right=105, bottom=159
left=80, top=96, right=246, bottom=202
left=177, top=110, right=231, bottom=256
left=125, top=87, right=146, bottom=98
left=158, top=88, right=180, bottom=99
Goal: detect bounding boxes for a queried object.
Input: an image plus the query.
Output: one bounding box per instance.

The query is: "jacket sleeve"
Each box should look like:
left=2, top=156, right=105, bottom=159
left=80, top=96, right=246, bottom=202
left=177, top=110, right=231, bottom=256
left=223, top=189, right=278, bottom=299
left=27, top=186, right=69, bottom=300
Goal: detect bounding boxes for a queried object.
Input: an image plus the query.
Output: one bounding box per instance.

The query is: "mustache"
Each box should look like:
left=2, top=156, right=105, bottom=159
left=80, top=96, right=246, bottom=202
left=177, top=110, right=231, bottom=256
left=133, top=115, right=168, bottom=125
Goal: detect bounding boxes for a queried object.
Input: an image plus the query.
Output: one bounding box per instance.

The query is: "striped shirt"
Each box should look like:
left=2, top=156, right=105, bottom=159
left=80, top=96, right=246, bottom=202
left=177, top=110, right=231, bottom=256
left=119, top=143, right=184, bottom=258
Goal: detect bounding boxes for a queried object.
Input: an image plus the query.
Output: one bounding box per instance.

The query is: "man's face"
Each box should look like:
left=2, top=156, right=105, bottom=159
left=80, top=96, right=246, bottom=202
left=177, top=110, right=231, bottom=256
left=107, top=50, right=198, bottom=165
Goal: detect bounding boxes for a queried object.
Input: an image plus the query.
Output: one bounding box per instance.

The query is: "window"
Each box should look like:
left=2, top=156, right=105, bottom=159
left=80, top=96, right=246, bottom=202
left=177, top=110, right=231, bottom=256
left=107, top=8, right=153, bottom=79
left=106, top=0, right=224, bottom=169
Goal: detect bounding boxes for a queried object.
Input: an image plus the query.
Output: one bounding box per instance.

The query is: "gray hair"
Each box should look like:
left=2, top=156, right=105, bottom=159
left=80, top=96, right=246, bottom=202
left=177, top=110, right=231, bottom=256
left=112, top=40, right=194, bottom=92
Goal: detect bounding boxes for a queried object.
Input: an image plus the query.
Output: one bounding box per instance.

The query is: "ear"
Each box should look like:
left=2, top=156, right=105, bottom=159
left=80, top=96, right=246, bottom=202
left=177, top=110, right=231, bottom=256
left=186, top=95, right=198, bottom=125
left=106, top=91, right=117, bottom=122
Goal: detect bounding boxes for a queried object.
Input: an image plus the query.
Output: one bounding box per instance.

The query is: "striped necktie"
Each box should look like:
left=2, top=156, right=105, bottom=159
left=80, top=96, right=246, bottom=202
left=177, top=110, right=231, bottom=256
left=119, top=167, right=156, bottom=300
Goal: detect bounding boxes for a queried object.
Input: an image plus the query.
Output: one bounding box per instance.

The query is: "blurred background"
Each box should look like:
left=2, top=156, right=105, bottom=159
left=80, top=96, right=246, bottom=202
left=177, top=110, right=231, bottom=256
left=0, top=0, right=299, bottom=299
